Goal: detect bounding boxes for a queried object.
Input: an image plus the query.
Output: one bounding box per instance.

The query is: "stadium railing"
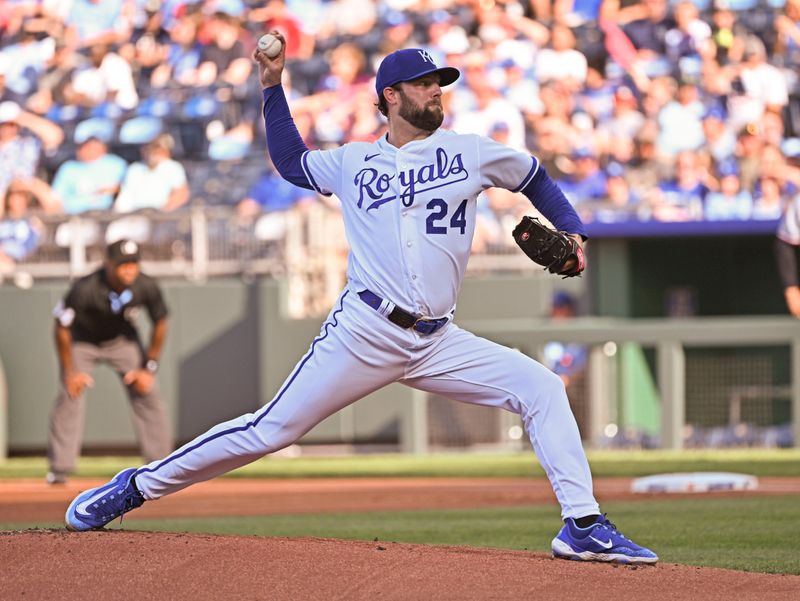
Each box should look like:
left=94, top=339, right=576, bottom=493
left=5, top=205, right=538, bottom=316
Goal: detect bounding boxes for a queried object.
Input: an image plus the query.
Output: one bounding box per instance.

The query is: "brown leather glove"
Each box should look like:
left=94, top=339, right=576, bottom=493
left=512, top=216, right=585, bottom=278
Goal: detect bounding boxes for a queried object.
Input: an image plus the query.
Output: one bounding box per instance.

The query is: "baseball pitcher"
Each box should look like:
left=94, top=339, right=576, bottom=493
left=64, top=36, right=657, bottom=565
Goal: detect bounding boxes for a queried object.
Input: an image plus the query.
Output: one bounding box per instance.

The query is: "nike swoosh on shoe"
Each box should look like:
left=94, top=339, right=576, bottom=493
left=589, top=535, right=613, bottom=549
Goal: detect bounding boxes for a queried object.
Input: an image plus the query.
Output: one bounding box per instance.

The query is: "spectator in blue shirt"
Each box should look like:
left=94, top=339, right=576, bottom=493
left=752, top=174, right=786, bottom=220
left=52, top=121, right=127, bottom=214
left=543, top=290, right=589, bottom=438
left=591, top=161, right=641, bottom=223
left=664, top=0, right=711, bottom=64
left=622, top=0, right=676, bottom=58
left=704, top=159, right=753, bottom=220
left=151, top=15, right=203, bottom=88
left=656, top=79, right=705, bottom=157
left=0, top=178, right=59, bottom=272
left=0, top=21, right=53, bottom=98
left=65, top=0, right=128, bottom=48
left=702, top=105, right=736, bottom=162
left=558, top=147, right=608, bottom=205
left=652, top=149, right=708, bottom=221
left=236, top=165, right=316, bottom=219
left=0, top=101, right=63, bottom=200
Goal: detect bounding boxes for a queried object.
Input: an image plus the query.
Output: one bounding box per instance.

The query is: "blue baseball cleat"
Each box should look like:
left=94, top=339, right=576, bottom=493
left=65, top=468, right=145, bottom=531
left=551, top=514, right=658, bottom=564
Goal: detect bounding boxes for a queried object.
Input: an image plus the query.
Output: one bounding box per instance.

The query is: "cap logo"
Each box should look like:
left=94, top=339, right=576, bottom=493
left=417, top=49, right=435, bottom=64
left=122, top=241, right=138, bottom=255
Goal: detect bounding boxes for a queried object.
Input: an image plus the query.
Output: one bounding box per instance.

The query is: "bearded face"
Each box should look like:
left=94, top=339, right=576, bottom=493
left=396, top=86, right=444, bottom=131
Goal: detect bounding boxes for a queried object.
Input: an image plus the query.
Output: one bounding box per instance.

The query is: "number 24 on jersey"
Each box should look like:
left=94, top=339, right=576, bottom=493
left=426, top=198, right=468, bottom=235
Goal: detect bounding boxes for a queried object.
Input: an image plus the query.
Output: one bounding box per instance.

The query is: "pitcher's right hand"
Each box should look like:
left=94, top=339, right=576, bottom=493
left=252, top=30, right=286, bottom=88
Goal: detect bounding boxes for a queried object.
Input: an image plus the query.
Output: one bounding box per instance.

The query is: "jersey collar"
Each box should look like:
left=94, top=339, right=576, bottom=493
left=377, top=129, right=445, bottom=154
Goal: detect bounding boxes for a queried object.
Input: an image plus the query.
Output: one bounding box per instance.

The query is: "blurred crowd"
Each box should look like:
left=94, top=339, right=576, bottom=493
left=2, top=0, right=800, bottom=268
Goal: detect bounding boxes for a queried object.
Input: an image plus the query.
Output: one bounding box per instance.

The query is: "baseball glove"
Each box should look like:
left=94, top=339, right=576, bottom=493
left=512, top=216, right=585, bottom=278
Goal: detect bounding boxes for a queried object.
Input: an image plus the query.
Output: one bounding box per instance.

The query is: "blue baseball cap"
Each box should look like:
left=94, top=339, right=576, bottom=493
left=384, top=10, right=410, bottom=27
left=703, top=105, right=726, bottom=121
left=553, top=291, right=575, bottom=308
left=375, top=48, right=460, bottom=97
left=571, top=146, right=595, bottom=160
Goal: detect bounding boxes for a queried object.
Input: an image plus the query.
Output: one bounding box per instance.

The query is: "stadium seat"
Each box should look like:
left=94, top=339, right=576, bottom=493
left=89, top=102, right=125, bottom=120
left=54, top=219, right=101, bottom=248
left=105, top=215, right=152, bottom=244
left=137, top=96, right=174, bottom=118
left=208, top=135, right=250, bottom=162
left=45, top=103, right=83, bottom=124
left=119, top=116, right=164, bottom=145
left=182, top=94, right=219, bottom=120
left=74, top=117, right=115, bottom=145
left=254, top=212, right=288, bottom=241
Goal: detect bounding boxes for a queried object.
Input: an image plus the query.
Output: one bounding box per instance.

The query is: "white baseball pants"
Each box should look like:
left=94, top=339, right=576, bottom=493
left=134, top=289, right=600, bottom=519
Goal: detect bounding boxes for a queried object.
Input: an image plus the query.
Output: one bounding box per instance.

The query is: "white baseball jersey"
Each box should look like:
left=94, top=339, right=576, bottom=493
left=302, top=129, right=538, bottom=317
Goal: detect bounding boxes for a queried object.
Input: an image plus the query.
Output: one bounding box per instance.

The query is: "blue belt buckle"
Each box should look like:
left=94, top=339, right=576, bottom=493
left=413, top=317, right=441, bottom=335
left=358, top=289, right=447, bottom=335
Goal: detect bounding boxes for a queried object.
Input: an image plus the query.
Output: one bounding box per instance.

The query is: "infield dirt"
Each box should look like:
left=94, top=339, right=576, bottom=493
left=3, top=529, right=799, bottom=601
left=2, top=477, right=799, bottom=600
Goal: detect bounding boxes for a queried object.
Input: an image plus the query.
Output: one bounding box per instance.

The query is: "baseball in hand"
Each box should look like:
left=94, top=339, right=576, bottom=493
left=258, top=34, right=283, bottom=58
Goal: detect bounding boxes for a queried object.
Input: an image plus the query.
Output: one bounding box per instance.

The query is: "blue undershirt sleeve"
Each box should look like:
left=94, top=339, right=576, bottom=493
left=520, top=165, right=587, bottom=239
left=262, top=85, right=313, bottom=190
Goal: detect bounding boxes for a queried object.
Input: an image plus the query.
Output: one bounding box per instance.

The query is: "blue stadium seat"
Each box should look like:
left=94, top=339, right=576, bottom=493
left=182, top=94, right=220, bottom=120
left=45, top=103, right=83, bottom=124
left=208, top=136, right=251, bottom=162
left=90, top=102, right=125, bottom=120
left=74, top=117, right=115, bottom=145
left=119, top=116, right=164, bottom=145
left=137, top=96, right=174, bottom=118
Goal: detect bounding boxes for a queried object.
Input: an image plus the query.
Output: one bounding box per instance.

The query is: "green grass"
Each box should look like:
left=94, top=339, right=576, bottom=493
left=3, top=496, right=798, bottom=575
left=3, top=448, right=800, bottom=479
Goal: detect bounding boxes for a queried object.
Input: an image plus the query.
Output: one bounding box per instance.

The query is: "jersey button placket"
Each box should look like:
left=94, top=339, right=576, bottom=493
left=406, top=204, right=425, bottom=312
left=403, top=222, right=422, bottom=304
left=394, top=152, right=417, bottom=305
left=397, top=153, right=424, bottom=310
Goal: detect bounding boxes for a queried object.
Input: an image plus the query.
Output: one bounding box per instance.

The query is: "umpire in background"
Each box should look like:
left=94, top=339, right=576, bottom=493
left=47, top=239, right=173, bottom=484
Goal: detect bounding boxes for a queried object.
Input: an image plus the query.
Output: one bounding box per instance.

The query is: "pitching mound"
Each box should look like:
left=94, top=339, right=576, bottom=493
left=3, top=529, right=798, bottom=601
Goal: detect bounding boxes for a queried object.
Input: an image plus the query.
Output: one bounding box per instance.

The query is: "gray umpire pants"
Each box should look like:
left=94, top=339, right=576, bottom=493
left=48, top=336, right=173, bottom=475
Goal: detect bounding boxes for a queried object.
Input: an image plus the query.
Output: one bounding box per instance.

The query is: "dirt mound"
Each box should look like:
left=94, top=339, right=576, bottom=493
left=2, top=529, right=797, bottom=601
